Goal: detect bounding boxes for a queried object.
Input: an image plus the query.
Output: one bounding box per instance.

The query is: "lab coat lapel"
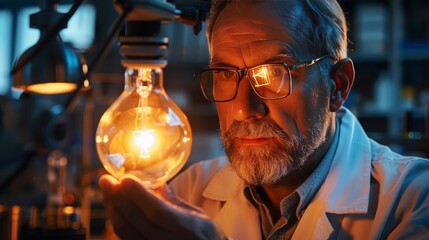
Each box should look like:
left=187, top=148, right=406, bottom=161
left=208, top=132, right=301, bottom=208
left=213, top=186, right=261, bottom=240
left=201, top=108, right=372, bottom=240
left=203, top=164, right=262, bottom=240
left=323, top=108, right=371, bottom=214
left=292, top=190, right=333, bottom=240
left=293, top=108, right=372, bottom=239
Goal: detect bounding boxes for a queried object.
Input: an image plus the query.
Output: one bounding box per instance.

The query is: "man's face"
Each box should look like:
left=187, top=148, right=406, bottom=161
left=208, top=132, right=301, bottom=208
left=210, top=1, right=333, bottom=185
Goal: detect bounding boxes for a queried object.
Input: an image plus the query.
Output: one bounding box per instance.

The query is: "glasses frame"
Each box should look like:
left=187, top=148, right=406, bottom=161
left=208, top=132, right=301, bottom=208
left=196, top=55, right=330, bottom=102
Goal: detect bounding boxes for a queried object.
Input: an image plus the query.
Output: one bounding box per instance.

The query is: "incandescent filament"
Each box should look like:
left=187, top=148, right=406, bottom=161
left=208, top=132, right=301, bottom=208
left=132, top=68, right=156, bottom=159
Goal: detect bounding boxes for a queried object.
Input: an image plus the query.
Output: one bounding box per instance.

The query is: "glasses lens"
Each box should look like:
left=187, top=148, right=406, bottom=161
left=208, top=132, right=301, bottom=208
left=198, top=69, right=239, bottom=101
left=248, top=65, right=290, bottom=99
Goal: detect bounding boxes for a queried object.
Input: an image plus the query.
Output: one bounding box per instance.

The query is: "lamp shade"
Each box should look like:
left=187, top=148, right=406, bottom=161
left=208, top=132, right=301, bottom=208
left=12, top=36, right=86, bottom=95
left=12, top=0, right=86, bottom=95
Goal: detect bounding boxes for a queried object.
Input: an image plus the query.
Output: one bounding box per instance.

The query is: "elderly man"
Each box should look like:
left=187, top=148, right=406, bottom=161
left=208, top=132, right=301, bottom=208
left=99, top=0, right=429, bottom=239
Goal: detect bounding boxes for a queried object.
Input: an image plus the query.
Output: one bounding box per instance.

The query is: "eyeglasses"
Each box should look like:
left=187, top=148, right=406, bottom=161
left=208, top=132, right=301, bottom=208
left=195, top=55, right=330, bottom=102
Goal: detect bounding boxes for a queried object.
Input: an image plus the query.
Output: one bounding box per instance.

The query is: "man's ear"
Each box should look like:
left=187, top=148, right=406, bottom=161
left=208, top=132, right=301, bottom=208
left=329, top=58, right=355, bottom=112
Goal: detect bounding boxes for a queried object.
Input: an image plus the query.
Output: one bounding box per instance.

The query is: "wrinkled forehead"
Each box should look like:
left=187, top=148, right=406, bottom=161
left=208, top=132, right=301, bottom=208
left=210, top=0, right=315, bottom=58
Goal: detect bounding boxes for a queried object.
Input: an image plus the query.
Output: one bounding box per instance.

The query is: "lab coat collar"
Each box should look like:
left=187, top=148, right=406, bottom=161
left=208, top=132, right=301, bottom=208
left=202, top=161, right=242, bottom=201
left=203, top=108, right=372, bottom=214
left=321, top=107, right=371, bottom=214
left=202, top=107, right=372, bottom=239
left=202, top=159, right=262, bottom=240
left=293, top=108, right=372, bottom=240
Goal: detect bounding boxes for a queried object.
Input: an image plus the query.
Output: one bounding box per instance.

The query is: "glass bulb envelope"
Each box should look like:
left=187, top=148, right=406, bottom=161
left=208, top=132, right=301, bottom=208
left=96, top=66, right=192, bottom=187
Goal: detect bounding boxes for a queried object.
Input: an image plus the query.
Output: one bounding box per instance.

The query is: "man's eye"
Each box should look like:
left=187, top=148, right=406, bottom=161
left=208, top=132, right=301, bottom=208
left=221, top=71, right=235, bottom=80
left=269, top=67, right=283, bottom=77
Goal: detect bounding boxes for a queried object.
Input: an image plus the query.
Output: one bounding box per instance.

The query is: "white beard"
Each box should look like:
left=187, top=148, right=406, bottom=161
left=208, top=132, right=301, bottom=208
left=221, top=107, right=330, bottom=185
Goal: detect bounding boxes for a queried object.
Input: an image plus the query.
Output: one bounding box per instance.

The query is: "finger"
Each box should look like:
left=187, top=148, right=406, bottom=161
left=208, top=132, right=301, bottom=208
left=107, top=202, right=149, bottom=240
left=120, top=176, right=213, bottom=235
left=99, top=175, right=150, bottom=239
left=112, top=200, right=177, bottom=240
left=155, top=184, right=206, bottom=215
left=99, top=174, right=119, bottom=199
left=104, top=182, right=177, bottom=240
left=104, top=175, right=219, bottom=239
left=99, top=174, right=119, bottom=186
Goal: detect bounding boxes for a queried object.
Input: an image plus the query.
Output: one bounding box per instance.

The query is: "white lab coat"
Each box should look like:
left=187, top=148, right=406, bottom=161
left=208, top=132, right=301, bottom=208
left=170, top=108, right=429, bottom=239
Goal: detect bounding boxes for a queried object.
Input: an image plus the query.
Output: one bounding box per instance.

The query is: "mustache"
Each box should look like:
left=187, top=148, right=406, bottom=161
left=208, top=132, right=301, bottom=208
left=223, top=119, right=288, bottom=139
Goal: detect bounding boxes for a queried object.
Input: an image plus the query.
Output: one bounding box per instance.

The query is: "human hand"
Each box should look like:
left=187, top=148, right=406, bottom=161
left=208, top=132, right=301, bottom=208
left=99, top=174, right=224, bottom=240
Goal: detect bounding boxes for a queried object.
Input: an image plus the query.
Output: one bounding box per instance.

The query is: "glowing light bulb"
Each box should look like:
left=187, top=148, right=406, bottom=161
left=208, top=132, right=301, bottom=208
left=96, top=64, right=192, bottom=187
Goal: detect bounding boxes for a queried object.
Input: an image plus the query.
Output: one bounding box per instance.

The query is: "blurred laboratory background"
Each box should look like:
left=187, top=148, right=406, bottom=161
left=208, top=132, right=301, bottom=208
left=0, top=0, right=428, bottom=239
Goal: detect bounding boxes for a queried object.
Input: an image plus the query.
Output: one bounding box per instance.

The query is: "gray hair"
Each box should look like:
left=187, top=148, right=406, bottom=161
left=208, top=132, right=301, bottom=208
left=206, top=0, right=348, bottom=62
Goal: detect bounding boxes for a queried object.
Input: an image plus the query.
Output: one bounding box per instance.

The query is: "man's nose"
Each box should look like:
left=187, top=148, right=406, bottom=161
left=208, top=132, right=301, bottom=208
left=232, top=78, right=267, bottom=121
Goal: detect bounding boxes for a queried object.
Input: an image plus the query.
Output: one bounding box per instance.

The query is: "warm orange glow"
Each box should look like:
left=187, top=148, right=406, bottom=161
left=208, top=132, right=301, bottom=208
left=96, top=66, right=193, bottom=187
left=84, top=79, right=90, bottom=88
left=25, top=82, right=77, bottom=94
left=11, top=205, right=21, bottom=240
left=251, top=67, right=271, bottom=87
left=63, top=206, right=75, bottom=215
left=132, top=130, right=156, bottom=150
